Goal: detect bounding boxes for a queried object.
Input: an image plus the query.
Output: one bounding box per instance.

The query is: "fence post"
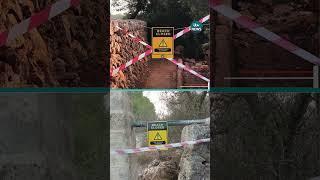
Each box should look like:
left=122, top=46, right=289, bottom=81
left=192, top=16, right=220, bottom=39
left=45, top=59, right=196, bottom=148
left=211, top=0, right=233, bottom=87
left=314, top=66, right=319, bottom=88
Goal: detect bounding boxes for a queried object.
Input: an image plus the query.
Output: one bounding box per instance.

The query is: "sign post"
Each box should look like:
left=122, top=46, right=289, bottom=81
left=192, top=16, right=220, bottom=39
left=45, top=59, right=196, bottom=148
left=147, top=121, right=168, bottom=146
left=152, top=27, right=174, bottom=59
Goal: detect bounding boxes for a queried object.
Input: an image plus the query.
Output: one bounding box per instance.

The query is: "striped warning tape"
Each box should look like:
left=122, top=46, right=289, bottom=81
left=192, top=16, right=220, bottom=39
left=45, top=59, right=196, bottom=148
left=111, top=138, right=210, bottom=155
left=111, top=49, right=153, bottom=76
left=167, top=58, right=210, bottom=82
left=115, top=25, right=152, bottom=49
left=111, top=14, right=210, bottom=77
left=209, top=0, right=320, bottom=66
left=174, top=15, right=210, bottom=39
left=0, top=0, right=80, bottom=47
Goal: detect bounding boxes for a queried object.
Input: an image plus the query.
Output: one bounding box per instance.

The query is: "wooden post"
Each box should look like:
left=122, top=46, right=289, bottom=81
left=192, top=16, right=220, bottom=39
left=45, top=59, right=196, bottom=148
left=313, top=0, right=320, bottom=88
left=177, top=58, right=183, bottom=88
left=211, top=0, right=233, bottom=87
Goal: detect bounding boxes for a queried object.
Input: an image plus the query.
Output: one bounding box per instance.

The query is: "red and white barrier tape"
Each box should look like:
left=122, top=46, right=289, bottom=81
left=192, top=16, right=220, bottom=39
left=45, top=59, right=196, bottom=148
left=111, top=138, right=210, bottom=155
left=111, top=49, right=153, bottom=76
left=167, top=58, right=210, bottom=82
left=115, top=25, right=152, bottom=49
left=0, top=0, right=80, bottom=47
left=209, top=0, right=320, bottom=65
left=111, top=14, right=210, bottom=77
left=174, top=15, right=210, bottom=39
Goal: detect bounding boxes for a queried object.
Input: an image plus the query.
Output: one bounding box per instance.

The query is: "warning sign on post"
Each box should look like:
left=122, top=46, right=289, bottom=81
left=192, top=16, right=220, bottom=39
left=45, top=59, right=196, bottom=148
left=147, top=121, right=168, bottom=146
left=152, top=27, right=174, bottom=59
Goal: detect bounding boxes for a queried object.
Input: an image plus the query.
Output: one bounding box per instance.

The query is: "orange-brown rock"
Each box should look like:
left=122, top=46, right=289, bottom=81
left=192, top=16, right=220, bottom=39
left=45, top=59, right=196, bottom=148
left=0, top=0, right=107, bottom=87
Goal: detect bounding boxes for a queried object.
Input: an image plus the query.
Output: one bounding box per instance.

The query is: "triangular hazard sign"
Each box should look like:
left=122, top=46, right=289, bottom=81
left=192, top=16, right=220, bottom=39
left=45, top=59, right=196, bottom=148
left=154, top=132, right=163, bottom=140
left=159, top=39, right=168, bottom=47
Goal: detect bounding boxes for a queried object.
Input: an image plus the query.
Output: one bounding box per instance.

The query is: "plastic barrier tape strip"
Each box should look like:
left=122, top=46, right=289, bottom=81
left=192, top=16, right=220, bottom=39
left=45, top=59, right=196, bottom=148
left=111, top=14, right=210, bottom=79
left=111, top=138, right=210, bottom=155
left=0, top=0, right=80, bottom=47
left=209, top=0, right=320, bottom=65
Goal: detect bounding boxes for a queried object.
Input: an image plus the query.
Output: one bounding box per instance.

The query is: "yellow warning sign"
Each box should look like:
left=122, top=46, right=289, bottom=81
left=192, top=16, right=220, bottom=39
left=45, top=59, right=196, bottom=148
left=147, top=121, right=168, bottom=146
left=152, top=27, right=174, bottom=59
left=154, top=132, right=163, bottom=140
left=159, top=39, right=168, bottom=47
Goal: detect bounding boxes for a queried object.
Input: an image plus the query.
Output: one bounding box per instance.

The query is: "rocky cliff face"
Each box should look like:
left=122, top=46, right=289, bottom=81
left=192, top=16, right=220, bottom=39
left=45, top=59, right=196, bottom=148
left=0, top=0, right=106, bottom=87
left=110, top=19, right=150, bottom=88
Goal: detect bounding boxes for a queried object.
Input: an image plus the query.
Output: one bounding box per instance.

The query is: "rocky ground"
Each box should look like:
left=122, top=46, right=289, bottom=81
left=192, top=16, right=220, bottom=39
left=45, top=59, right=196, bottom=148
left=0, top=0, right=107, bottom=87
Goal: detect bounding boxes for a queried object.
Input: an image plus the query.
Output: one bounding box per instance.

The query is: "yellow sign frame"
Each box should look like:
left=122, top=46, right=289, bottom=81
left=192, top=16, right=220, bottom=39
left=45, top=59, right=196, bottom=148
left=152, top=27, right=174, bottom=59
left=147, top=121, right=168, bottom=146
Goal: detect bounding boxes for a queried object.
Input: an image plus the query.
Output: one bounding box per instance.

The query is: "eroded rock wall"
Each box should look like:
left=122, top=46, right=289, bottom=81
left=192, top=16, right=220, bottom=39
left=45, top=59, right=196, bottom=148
left=178, top=124, right=210, bottom=180
left=110, top=19, right=150, bottom=88
left=0, top=0, right=106, bottom=87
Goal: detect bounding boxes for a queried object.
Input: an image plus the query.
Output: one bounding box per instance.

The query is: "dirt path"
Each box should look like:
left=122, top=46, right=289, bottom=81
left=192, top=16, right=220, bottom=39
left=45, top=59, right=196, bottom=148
left=142, top=59, right=177, bottom=88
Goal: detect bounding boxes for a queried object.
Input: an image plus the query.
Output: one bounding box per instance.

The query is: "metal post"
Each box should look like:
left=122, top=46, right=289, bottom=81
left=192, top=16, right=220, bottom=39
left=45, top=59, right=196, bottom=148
left=132, top=118, right=209, bottom=127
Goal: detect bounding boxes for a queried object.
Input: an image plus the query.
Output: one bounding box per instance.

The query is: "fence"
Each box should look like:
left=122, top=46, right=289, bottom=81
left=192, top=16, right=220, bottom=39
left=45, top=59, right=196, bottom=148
left=210, top=0, right=320, bottom=88
left=111, top=15, right=211, bottom=89
left=132, top=119, right=209, bottom=148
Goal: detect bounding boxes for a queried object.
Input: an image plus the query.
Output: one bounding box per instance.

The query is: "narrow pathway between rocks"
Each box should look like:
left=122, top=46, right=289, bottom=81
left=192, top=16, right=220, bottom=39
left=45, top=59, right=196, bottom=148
left=141, top=59, right=177, bottom=88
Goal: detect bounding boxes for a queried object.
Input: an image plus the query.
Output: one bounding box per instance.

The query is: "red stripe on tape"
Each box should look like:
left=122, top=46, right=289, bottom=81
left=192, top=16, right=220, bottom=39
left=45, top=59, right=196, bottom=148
left=115, top=150, right=125, bottom=155
left=273, top=38, right=299, bottom=52
left=0, top=31, right=8, bottom=46
left=131, top=56, right=140, bottom=64
left=234, top=16, right=261, bottom=29
left=181, top=142, right=189, bottom=146
left=183, top=27, right=190, bottom=33
left=133, top=37, right=141, bottom=43
left=70, top=0, right=80, bottom=7
left=146, top=49, right=152, bottom=55
left=29, top=6, right=51, bottom=30
left=119, top=64, right=126, bottom=71
left=111, top=138, right=210, bottom=155
left=149, top=146, right=157, bottom=150
left=133, top=148, right=141, bottom=153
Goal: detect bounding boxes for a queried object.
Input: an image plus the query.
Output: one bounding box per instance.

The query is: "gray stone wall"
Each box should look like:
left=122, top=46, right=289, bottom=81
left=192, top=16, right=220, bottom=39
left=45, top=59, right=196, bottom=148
left=110, top=92, right=137, bottom=180
left=0, top=94, right=76, bottom=180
